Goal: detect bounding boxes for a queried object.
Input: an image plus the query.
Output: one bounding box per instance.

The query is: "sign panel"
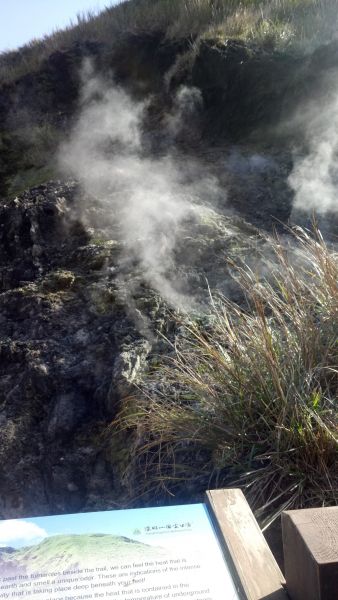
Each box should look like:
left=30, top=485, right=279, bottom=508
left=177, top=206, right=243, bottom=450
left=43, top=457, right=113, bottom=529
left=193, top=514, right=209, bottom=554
left=0, top=504, right=240, bottom=600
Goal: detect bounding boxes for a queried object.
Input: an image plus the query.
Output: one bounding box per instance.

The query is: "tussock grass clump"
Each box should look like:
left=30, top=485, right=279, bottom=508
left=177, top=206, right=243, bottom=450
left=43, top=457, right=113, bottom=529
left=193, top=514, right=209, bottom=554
left=115, top=227, right=337, bottom=528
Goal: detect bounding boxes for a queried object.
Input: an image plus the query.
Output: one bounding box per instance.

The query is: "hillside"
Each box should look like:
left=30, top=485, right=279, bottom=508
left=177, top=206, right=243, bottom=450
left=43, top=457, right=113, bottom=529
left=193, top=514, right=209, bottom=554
left=0, top=533, right=162, bottom=575
left=0, top=0, right=336, bottom=555
left=1, top=0, right=338, bottom=200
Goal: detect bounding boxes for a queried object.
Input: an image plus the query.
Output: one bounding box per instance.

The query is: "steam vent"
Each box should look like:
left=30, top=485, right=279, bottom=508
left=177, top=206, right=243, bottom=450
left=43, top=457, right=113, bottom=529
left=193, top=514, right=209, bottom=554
left=0, top=0, right=337, bottom=578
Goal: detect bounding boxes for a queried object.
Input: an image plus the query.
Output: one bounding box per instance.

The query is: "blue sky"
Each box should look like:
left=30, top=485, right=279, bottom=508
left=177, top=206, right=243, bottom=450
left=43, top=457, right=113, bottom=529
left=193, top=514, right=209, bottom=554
left=0, top=504, right=213, bottom=549
left=0, top=0, right=121, bottom=53
left=0, top=504, right=240, bottom=599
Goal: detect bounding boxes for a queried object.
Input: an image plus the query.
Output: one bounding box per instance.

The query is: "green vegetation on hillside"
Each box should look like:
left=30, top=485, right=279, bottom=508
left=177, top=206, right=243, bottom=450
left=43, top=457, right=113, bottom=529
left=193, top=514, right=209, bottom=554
left=1, top=122, right=60, bottom=197
left=1, top=534, right=162, bottom=574
left=1, top=0, right=338, bottom=84
left=1, top=0, right=337, bottom=196
left=114, top=227, right=338, bottom=528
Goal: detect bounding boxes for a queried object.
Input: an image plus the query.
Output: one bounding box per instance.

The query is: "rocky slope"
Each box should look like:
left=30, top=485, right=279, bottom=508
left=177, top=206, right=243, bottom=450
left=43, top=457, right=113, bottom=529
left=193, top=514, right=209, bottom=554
left=2, top=33, right=338, bottom=197
left=0, top=28, right=338, bottom=519
left=0, top=175, right=274, bottom=517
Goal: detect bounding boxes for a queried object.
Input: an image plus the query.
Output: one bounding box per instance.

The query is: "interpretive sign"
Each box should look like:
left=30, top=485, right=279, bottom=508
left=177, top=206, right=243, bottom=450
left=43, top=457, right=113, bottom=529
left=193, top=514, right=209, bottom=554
left=0, top=503, right=240, bottom=600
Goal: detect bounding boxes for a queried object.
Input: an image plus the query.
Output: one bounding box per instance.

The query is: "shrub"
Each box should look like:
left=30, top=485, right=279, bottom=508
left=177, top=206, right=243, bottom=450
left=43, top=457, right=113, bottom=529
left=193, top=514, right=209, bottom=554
left=114, top=227, right=338, bottom=529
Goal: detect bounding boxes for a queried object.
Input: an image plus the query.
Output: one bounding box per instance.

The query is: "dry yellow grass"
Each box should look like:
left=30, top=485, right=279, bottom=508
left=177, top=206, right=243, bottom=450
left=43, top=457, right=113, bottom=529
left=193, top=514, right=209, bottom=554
left=1, top=1, right=337, bottom=84
left=113, top=227, right=338, bottom=528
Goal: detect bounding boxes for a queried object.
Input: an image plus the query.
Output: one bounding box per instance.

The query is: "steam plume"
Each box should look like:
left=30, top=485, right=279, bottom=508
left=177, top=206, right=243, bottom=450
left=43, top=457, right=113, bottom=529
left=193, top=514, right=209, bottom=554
left=289, top=84, right=338, bottom=215
left=59, top=63, right=219, bottom=310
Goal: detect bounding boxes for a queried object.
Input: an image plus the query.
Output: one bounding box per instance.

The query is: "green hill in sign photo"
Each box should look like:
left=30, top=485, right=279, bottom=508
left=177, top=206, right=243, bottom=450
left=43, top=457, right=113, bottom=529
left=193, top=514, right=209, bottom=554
left=0, top=533, right=164, bottom=575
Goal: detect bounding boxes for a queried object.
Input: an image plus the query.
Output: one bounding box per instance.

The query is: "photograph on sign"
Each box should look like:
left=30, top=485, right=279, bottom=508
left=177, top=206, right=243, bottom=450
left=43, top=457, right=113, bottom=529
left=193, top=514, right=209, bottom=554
left=0, top=504, right=240, bottom=600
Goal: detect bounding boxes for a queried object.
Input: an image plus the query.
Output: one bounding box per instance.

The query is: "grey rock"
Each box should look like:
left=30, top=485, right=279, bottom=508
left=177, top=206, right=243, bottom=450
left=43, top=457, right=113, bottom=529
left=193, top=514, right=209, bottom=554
left=0, top=163, right=329, bottom=517
left=47, top=392, right=87, bottom=439
left=106, top=340, right=152, bottom=417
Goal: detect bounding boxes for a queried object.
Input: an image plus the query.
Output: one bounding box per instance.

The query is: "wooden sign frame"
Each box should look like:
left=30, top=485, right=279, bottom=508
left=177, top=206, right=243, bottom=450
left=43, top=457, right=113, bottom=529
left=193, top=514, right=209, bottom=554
left=0, top=487, right=292, bottom=600
left=205, top=489, right=288, bottom=600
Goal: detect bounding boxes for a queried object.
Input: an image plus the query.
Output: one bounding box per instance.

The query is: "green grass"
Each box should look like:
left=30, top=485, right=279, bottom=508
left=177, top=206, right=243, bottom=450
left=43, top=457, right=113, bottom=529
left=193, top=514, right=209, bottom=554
left=1, top=1, right=338, bottom=85
left=0, top=121, right=60, bottom=197
left=113, top=227, right=338, bottom=529
left=1, top=534, right=163, bottom=574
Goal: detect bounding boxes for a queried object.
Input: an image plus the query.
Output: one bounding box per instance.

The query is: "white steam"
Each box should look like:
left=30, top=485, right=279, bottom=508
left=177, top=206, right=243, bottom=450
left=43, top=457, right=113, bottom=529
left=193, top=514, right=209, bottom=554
left=289, top=86, right=338, bottom=215
left=59, top=64, right=219, bottom=309
left=165, top=85, right=203, bottom=139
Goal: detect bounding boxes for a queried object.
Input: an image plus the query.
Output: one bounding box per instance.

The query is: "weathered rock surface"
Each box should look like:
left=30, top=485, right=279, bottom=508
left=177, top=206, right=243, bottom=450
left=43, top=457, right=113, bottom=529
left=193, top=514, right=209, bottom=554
left=0, top=178, right=271, bottom=517
left=2, top=35, right=338, bottom=199
left=1, top=31, right=338, bottom=519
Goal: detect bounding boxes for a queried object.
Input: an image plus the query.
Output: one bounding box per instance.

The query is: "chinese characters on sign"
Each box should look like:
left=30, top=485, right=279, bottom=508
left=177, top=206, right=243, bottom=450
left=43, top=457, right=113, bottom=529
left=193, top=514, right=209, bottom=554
left=0, top=504, right=240, bottom=600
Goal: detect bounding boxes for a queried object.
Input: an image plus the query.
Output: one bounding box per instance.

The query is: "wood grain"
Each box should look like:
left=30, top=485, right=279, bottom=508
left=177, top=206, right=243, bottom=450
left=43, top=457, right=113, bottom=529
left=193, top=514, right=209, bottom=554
left=205, top=489, right=288, bottom=600
left=282, top=507, right=338, bottom=600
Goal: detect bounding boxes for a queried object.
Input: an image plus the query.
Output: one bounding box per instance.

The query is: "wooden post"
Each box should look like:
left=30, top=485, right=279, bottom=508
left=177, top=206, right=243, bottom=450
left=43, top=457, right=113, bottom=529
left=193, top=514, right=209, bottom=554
left=282, top=506, right=338, bottom=600
left=205, top=489, right=288, bottom=600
